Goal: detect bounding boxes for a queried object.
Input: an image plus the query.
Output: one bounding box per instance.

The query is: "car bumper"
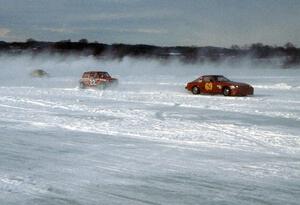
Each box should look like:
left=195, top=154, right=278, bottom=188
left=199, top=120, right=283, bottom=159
left=231, top=86, right=254, bottom=96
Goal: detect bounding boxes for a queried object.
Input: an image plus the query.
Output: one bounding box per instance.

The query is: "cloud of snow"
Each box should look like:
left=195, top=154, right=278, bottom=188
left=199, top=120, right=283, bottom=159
left=0, top=53, right=297, bottom=89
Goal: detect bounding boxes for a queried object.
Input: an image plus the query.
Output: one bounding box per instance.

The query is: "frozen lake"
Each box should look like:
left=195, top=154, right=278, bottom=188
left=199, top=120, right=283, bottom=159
left=0, top=55, right=300, bottom=204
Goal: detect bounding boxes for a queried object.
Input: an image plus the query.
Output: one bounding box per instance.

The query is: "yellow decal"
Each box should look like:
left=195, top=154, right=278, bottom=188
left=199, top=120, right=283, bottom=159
left=205, top=82, right=213, bottom=91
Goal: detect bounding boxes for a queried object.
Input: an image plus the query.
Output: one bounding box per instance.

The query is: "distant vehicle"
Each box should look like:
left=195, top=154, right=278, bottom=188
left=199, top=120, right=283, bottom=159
left=79, top=71, right=118, bottom=89
left=185, top=75, right=254, bottom=96
left=30, top=69, right=49, bottom=78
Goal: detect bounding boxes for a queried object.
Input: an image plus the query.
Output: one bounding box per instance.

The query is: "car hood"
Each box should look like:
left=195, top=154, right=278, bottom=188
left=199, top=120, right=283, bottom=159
left=109, top=78, right=118, bottom=81
left=230, top=81, right=251, bottom=87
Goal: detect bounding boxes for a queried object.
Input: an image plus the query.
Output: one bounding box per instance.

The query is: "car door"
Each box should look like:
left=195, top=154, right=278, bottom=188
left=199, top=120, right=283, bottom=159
left=89, top=73, right=97, bottom=86
left=213, top=77, right=223, bottom=94
left=202, top=76, right=214, bottom=94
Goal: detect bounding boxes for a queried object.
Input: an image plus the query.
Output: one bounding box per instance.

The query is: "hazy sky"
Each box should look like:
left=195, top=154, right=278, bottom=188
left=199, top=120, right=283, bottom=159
left=0, top=0, right=299, bottom=47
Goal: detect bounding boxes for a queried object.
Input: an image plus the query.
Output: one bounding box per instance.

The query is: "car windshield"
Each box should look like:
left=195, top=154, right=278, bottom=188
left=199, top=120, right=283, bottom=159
left=217, top=76, right=230, bottom=82
left=102, top=72, right=110, bottom=78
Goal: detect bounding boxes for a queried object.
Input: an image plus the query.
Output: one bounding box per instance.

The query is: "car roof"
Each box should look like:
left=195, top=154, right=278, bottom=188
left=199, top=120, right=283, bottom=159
left=83, top=71, right=108, bottom=74
left=201, top=75, right=224, bottom=78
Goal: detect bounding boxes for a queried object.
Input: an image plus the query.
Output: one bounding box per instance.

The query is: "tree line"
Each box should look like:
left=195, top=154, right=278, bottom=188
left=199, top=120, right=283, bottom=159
left=0, top=39, right=299, bottom=68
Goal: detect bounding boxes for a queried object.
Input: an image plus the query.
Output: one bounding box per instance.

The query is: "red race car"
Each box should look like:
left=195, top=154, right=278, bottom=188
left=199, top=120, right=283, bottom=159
left=79, top=71, right=118, bottom=89
left=186, top=75, right=254, bottom=96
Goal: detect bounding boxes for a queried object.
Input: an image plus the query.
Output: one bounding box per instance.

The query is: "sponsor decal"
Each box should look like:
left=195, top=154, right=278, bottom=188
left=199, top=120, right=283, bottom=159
left=205, top=82, right=213, bottom=91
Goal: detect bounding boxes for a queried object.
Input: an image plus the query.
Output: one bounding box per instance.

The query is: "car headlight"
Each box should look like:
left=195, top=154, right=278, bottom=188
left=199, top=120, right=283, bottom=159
left=230, top=85, right=239, bottom=89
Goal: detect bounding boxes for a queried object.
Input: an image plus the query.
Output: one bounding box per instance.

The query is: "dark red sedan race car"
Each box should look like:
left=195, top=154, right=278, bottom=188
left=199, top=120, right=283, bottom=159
left=186, top=75, right=254, bottom=96
left=79, top=71, right=118, bottom=89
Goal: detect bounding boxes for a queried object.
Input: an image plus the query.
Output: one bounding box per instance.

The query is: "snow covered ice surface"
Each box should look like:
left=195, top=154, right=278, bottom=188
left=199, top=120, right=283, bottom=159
left=0, top=55, right=300, bottom=205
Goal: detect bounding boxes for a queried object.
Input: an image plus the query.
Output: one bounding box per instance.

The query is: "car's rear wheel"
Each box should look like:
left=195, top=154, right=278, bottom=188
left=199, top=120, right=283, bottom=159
left=223, top=87, right=231, bottom=96
left=192, top=86, right=200, bottom=95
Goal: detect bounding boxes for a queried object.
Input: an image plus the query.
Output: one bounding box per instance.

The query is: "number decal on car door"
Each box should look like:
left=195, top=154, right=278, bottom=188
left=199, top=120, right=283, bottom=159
left=205, top=82, right=213, bottom=91
left=90, top=79, right=96, bottom=86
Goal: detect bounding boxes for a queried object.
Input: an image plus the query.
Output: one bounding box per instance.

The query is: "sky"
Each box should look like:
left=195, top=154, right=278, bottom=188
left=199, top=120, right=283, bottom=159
left=0, top=0, right=300, bottom=47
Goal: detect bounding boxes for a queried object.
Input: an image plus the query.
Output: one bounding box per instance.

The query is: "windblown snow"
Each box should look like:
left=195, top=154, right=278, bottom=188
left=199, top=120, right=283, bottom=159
left=0, top=55, right=299, bottom=205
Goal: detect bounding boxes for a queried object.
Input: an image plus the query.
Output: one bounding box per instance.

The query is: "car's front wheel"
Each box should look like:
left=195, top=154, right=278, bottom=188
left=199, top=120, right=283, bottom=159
left=96, top=83, right=107, bottom=89
left=223, top=87, right=231, bottom=96
left=79, top=82, right=86, bottom=89
left=192, top=86, right=200, bottom=95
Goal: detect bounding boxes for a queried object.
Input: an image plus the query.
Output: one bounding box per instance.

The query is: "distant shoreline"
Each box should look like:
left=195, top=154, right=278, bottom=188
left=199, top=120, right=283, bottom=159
left=1, top=40, right=299, bottom=68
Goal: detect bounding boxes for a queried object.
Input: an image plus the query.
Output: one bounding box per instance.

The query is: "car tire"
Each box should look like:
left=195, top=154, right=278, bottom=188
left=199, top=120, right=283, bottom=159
left=79, top=82, right=85, bottom=89
left=97, top=83, right=106, bottom=89
left=192, top=86, right=200, bottom=95
left=111, top=80, right=118, bottom=87
left=223, top=87, right=231, bottom=96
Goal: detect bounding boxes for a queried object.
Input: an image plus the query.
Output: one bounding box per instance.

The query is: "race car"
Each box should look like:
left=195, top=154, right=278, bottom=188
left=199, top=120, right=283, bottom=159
left=185, top=75, right=254, bottom=96
left=79, top=71, right=118, bottom=89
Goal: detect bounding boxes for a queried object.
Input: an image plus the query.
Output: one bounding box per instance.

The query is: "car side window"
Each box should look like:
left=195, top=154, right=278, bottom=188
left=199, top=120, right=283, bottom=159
left=203, top=77, right=210, bottom=82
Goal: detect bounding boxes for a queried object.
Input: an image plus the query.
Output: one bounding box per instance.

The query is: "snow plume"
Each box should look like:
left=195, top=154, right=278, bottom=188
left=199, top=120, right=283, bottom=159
left=0, top=53, right=298, bottom=89
left=0, top=54, right=195, bottom=88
